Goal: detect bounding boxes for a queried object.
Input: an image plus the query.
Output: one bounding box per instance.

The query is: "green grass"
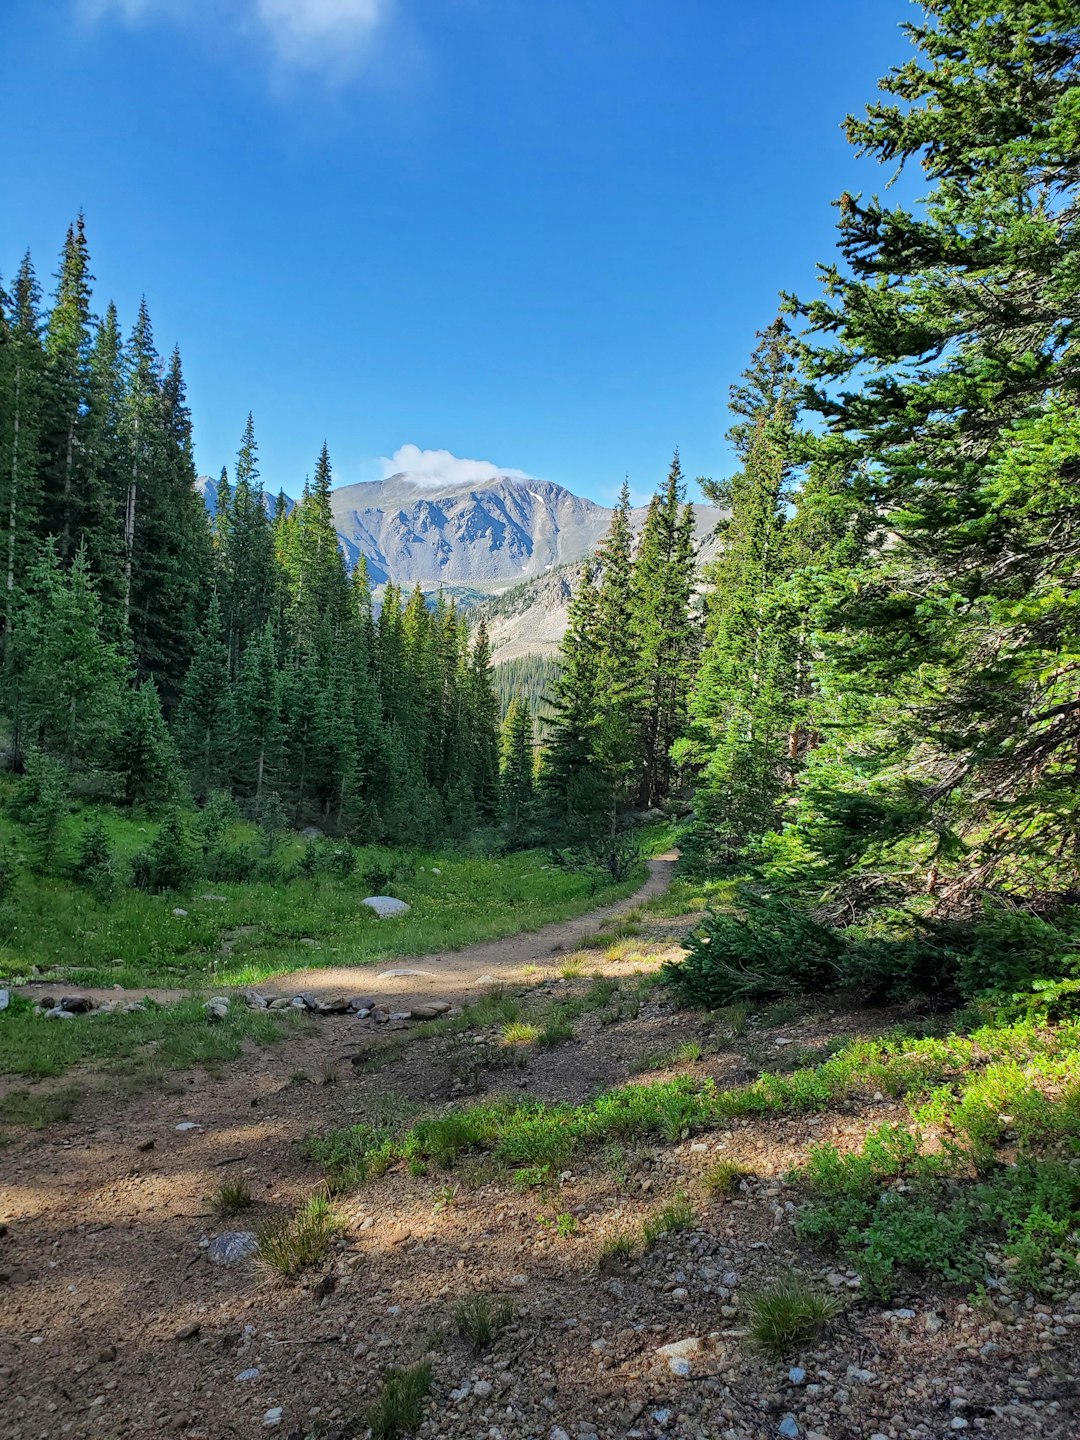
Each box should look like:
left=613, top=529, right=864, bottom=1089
left=366, top=1361, right=433, bottom=1440
left=0, top=797, right=649, bottom=993
left=0, top=1084, right=81, bottom=1128
left=642, top=1189, right=695, bottom=1245
left=256, top=1192, right=343, bottom=1278
left=747, top=1273, right=841, bottom=1357
left=0, top=994, right=311, bottom=1078
left=212, top=1178, right=252, bottom=1216
left=453, top=1294, right=514, bottom=1352
left=701, top=1157, right=749, bottom=1197
left=502, top=1020, right=540, bottom=1045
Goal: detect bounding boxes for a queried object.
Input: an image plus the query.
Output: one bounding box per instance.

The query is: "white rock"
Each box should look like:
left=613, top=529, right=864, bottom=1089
left=376, top=968, right=436, bottom=980
left=473, top=1379, right=493, bottom=1398
left=431, top=866, right=442, bottom=875
left=172, top=908, right=188, bottom=918
left=362, top=896, right=411, bottom=919
left=510, top=1273, right=528, bottom=1287
left=657, top=1337, right=700, bottom=1377
left=263, top=1407, right=283, bottom=1427
left=234, top=1367, right=260, bottom=1382
left=175, top=1121, right=202, bottom=1132
left=0, top=989, right=9, bottom=1011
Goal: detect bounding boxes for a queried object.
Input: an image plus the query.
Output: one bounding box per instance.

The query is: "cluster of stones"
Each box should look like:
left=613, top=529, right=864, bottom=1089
left=26, top=992, right=146, bottom=1020
left=203, top=991, right=453, bottom=1024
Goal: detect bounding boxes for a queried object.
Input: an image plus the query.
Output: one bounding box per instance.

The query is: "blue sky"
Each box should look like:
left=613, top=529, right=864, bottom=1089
left=2, top=1, right=912, bottom=504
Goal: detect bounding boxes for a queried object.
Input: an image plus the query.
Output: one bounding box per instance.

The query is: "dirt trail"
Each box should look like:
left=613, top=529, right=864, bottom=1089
left=15, top=852, right=678, bottom=1015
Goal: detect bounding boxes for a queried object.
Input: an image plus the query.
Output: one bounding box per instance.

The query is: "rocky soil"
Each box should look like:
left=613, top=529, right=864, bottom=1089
left=1, top=885, right=1077, bottom=1440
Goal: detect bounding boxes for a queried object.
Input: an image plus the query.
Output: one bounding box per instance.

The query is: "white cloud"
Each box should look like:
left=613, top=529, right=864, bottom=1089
left=380, top=444, right=534, bottom=487
left=79, top=0, right=392, bottom=71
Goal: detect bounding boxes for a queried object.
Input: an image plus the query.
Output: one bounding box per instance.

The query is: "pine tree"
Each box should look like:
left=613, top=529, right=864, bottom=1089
left=630, top=452, right=698, bottom=807
left=0, top=253, right=45, bottom=644
left=467, top=619, right=501, bottom=822
left=175, top=593, right=233, bottom=799
left=232, top=619, right=282, bottom=801
left=12, top=541, right=127, bottom=769
left=785, top=0, right=1080, bottom=917
left=592, top=477, right=643, bottom=807
left=42, top=214, right=94, bottom=560
left=83, top=301, right=128, bottom=632
left=542, top=564, right=609, bottom=845
left=500, top=694, right=535, bottom=847
left=112, top=679, right=184, bottom=808
left=680, top=320, right=801, bottom=867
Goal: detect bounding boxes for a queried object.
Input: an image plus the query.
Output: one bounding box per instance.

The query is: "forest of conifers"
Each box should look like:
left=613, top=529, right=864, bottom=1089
left=1, top=1, right=1078, bottom=1013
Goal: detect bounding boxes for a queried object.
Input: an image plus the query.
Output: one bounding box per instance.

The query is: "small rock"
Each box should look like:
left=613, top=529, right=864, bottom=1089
left=510, top=1273, right=528, bottom=1287
left=206, top=1232, right=258, bottom=1266
left=60, top=995, right=93, bottom=1013
left=263, top=1408, right=283, bottom=1428
left=45, top=1006, right=76, bottom=1020
left=389, top=1011, right=412, bottom=1022
left=778, top=1418, right=800, bottom=1439
left=363, top=896, right=411, bottom=919
left=97, top=1345, right=117, bottom=1363
left=172, top=908, right=188, bottom=918
left=137, top=1138, right=155, bottom=1152
left=201, top=894, right=228, bottom=902
left=203, top=998, right=230, bottom=1022
left=0, top=989, right=8, bottom=1011
left=234, top=1368, right=260, bottom=1382
left=175, top=1121, right=202, bottom=1132
left=268, top=998, right=292, bottom=1009
left=657, top=1337, right=700, bottom=1377
left=774, top=1037, right=794, bottom=1047
left=431, top=866, right=442, bottom=874
left=174, top=1322, right=201, bottom=1341
left=550, top=1430, right=571, bottom=1440
left=376, top=969, right=436, bottom=980
left=925, top=1311, right=944, bottom=1335
left=846, top=1365, right=876, bottom=1384
left=788, top=1367, right=806, bottom=1385
left=949, top=1421, right=969, bottom=1432
left=473, top=1380, right=493, bottom=1398
left=242, top=991, right=269, bottom=1009
left=410, top=1001, right=452, bottom=1020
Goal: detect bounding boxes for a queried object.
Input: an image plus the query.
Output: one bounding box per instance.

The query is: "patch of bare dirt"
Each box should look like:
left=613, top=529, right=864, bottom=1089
left=1, top=880, right=1077, bottom=1440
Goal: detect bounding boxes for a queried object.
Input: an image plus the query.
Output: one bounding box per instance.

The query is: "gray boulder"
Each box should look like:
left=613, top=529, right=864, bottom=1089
left=206, top=1231, right=258, bottom=1266
left=362, top=896, right=411, bottom=919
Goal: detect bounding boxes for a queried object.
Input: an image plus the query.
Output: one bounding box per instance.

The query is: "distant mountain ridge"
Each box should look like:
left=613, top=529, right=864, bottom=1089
left=195, top=467, right=723, bottom=655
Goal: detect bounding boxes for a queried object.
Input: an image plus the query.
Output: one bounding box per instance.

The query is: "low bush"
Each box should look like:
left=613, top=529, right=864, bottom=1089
left=747, top=1273, right=840, bottom=1357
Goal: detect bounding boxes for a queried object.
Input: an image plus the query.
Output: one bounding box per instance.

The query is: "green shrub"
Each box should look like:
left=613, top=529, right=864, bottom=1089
left=0, top=843, right=21, bottom=901
left=665, top=890, right=843, bottom=1006
left=131, top=808, right=202, bottom=891
left=12, top=750, right=70, bottom=873
left=76, top=817, right=120, bottom=903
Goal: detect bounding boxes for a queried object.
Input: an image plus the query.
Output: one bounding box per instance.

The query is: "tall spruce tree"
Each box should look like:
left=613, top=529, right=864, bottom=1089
left=0, top=254, right=45, bottom=644
left=500, top=694, right=536, bottom=848
left=630, top=452, right=698, bottom=807
left=680, top=320, right=802, bottom=867
left=42, top=215, right=94, bottom=560
left=781, top=0, right=1080, bottom=918
left=175, top=593, right=233, bottom=799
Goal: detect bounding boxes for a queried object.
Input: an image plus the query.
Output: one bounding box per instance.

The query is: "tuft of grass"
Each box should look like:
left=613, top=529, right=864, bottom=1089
left=558, top=959, right=585, bottom=979
left=600, top=1230, right=637, bottom=1263
left=464, top=984, right=521, bottom=1029
left=747, top=1272, right=841, bottom=1357
left=502, top=1020, right=540, bottom=1045
left=213, top=1178, right=252, bottom=1216
left=642, top=1188, right=696, bottom=1245
left=538, top=1015, right=575, bottom=1046
left=674, top=1040, right=703, bottom=1064
left=0, top=1084, right=80, bottom=1129
left=453, top=1293, right=514, bottom=1352
left=366, top=1361, right=433, bottom=1440
left=717, top=1002, right=750, bottom=1036
left=256, top=1192, right=342, bottom=1278
left=702, top=1158, right=750, bottom=1198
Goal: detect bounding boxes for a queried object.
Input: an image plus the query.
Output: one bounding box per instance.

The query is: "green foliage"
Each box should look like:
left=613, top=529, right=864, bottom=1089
left=256, top=1192, right=342, bottom=1278
left=453, top=1294, right=513, bottom=1353
left=666, top=889, right=843, bottom=1005
left=747, top=1273, right=840, bottom=1357
left=76, top=816, right=120, bottom=903
left=212, top=1178, right=252, bottom=1216
left=12, top=749, right=70, bottom=873
left=130, top=807, right=202, bottom=892
left=365, top=1362, right=433, bottom=1440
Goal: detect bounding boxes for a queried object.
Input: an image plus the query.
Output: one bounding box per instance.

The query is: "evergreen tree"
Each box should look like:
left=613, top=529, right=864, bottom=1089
left=784, top=0, right=1080, bottom=916
left=12, top=541, right=127, bottom=769
left=232, top=618, right=282, bottom=801
left=112, top=679, right=183, bottom=808
left=42, top=214, right=93, bottom=560
left=500, top=694, right=535, bottom=847
left=467, top=619, right=501, bottom=822
left=593, top=477, right=643, bottom=807
left=630, top=452, right=698, bottom=807
left=679, top=320, right=801, bottom=867
left=175, top=593, right=233, bottom=799
left=0, top=253, right=45, bottom=644
left=83, top=301, right=128, bottom=632
left=542, top=564, right=609, bottom=844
